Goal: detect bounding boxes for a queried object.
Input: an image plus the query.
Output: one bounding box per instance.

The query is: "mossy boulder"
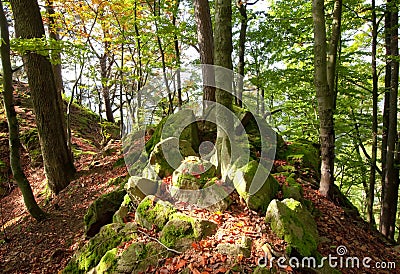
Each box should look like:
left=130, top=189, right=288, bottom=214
left=232, top=106, right=280, bottom=160
left=172, top=156, right=216, bottom=190
left=277, top=141, right=320, bottom=172
left=159, top=213, right=217, bottom=251
left=135, top=195, right=177, bottom=231
left=84, top=188, right=126, bottom=237
left=146, top=110, right=200, bottom=154
left=147, top=137, right=196, bottom=179
left=282, top=175, right=304, bottom=201
left=115, top=241, right=168, bottom=273
left=265, top=199, right=319, bottom=257
left=88, top=248, right=118, bottom=273
left=232, top=160, right=279, bottom=212
left=112, top=194, right=134, bottom=223
left=125, top=176, right=159, bottom=203
left=63, top=223, right=137, bottom=273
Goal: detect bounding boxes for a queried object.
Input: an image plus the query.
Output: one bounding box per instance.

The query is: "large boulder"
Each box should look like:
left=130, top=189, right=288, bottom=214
left=125, top=176, right=159, bottom=203
left=135, top=195, right=177, bottom=231
left=159, top=213, right=217, bottom=251
left=63, top=223, right=137, bottom=273
left=276, top=140, right=320, bottom=172
left=265, top=198, right=319, bottom=257
left=146, top=110, right=200, bottom=154
left=84, top=188, right=126, bottom=237
left=231, top=160, right=279, bottom=212
left=172, top=156, right=216, bottom=190
left=114, top=241, right=168, bottom=274
left=146, top=137, right=196, bottom=179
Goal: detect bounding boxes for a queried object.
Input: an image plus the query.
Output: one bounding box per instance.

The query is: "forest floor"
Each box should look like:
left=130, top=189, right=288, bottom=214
left=0, top=89, right=399, bottom=273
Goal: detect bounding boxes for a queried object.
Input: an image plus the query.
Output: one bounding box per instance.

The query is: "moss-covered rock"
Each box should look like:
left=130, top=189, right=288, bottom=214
left=63, top=223, right=137, bottom=273
left=112, top=194, right=133, bottom=224
left=282, top=175, right=304, bottom=201
left=172, top=156, right=216, bottom=190
left=135, top=195, right=177, bottom=231
left=159, top=213, right=217, bottom=251
left=232, top=160, right=279, bottom=212
left=146, top=110, right=200, bottom=154
left=265, top=199, right=319, bottom=257
left=84, top=188, right=126, bottom=237
left=276, top=141, right=320, bottom=172
left=125, top=176, right=159, bottom=203
left=88, top=248, right=118, bottom=273
left=147, top=137, right=196, bottom=179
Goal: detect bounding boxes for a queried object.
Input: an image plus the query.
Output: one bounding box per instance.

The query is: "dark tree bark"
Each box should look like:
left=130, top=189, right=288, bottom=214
left=214, top=0, right=233, bottom=176
left=194, top=0, right=216, bottom=106
left=381, top=0, right=392, bottom=200
left=0, top=0, right=45, bottom=220
left=236, top=0, right=248, bottom=107
left=367, top=0, right=378, bottom=228
left=10, top=0, right=75, bottom=194
left=45, top=0, right=64, bottom=96
left=380, top=0, right=399, bottom=240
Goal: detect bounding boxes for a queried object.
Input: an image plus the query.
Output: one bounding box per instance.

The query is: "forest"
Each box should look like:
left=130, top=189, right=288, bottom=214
left=0, top=0, right=399, bottom=273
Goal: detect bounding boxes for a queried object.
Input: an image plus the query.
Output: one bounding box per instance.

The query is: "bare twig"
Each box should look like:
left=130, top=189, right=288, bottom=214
left=137, top=229, right=182, bottom=254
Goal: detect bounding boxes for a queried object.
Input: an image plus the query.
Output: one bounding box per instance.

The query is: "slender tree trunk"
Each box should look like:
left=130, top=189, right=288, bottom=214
left=381, top=1, right=392, bottom=204
left=100, top=49, right=115, bottom=123
left=312, top=0, right=337, bottom=197
left=0, top=1, right=45, bottom=220
left=380, top=0, right=399, bottom=240
left=214, top=0, right=233, bottom=177
left=173, top=0, right=182, bottom=109
left=236, top=1, right=247, bottom=107
left=367, top=0, right=378, bottom=227
left=194, top=0, right=216, bottom=107
left=120, top=42, right=124, bottom=137
left=10, top=0, right=75, bottom=195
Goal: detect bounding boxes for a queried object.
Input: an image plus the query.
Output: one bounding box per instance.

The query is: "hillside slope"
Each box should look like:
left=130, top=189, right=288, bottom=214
left=0, top=86, right=398, bottom=273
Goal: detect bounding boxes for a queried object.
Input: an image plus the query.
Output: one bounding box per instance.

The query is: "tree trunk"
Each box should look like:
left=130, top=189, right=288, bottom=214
left=100, top=51, right=115, bottom=123
left=10, top=0, right=75, bottom=195
left=367, top=0, right=378, bottom=227
left=0, top=0, right=46, bottom=220
left=173, top=0, right=182, bottom=109
left=312, top=0, right=337, bottom=197
left=380, top=0, right=399, bottom=240
left=236, top=1, right=247, bottom=107
left=194, top=0, right=216, bottom=106
left=45, top=0, right=64, bottom=96
left=381, top=1, right=392, bottom=204
left=214, top=0, right=233, bottom=177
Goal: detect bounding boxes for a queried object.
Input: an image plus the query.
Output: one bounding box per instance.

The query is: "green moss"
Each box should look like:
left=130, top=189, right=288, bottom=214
left=265, top=199, right=318, bottom=257
left=63, top=223, right=136, bottom=273
left=277, top=141, right=320, bottom=172
left=84, top=189, right=126, bottom=237
left=95, top=248, right=118, bottom=273
left=135, top=196, right=176, bottom=231
left=145, top=117, right=167, bottom=154
left=159, top=218, right=195, bottom=248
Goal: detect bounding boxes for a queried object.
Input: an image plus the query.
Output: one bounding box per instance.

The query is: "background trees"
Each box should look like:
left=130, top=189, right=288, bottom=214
left=1, top=0, right=399, bottom=239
